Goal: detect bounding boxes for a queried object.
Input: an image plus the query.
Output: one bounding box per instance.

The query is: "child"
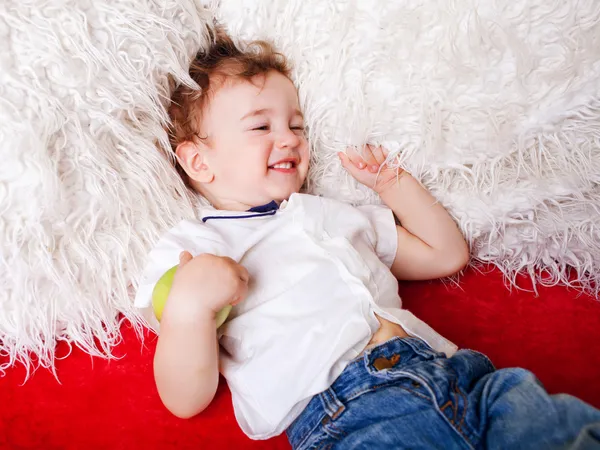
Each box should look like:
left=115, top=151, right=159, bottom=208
left=135, top=31, right=600, bottom=449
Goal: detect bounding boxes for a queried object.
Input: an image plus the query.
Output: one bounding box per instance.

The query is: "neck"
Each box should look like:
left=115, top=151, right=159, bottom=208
left=209, top=194, right=253, bottom=211
left=195, top=186, right=261, bottom=211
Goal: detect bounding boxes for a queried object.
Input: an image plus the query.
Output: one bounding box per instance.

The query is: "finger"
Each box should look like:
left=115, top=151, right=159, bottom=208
left=344, top=147, right=367, bottom=169
left=338, top=151, right=350, bottom=168
left=231, top=275, right=249, bottom=305
left=237, top=264, right=250, bottom=284
left=338, top=152, right=363, bottom=178
left=345, top=145, right=360, bottom=160
left=362, top=145, right=380, bottom=173
left=231, top=283, right=248, bottom=305
left=179, top=251, right=193, bottom=266
left=370, top=145, right=387, bottom=166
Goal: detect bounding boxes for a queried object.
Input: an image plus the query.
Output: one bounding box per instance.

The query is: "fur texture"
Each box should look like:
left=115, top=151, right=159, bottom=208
left=1, top=0, right=599, bottom=373
left=0, top=0, right=212, bottom=375
left=214, top=0, right=600, bottom=292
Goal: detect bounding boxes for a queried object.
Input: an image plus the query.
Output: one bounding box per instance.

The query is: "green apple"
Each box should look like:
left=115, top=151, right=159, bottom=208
left=151, top=264, right=232, bottom=327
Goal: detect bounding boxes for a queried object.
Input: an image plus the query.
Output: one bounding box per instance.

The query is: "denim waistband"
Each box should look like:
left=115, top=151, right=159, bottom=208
left=286, top=337, right=449, bottom=447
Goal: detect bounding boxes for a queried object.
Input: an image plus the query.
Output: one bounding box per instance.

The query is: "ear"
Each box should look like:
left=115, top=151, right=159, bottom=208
left=175, top=140, right=214, bottom=184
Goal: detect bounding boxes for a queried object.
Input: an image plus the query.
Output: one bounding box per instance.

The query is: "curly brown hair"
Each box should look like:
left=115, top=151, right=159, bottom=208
left=168, top=29, right=292, bottom=184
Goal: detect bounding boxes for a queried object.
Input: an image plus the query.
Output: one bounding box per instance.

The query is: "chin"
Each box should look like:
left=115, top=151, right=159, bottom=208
left=272, top=193, right=293, bottom=202
left=271, top=182, right=303, bottom=198
left=271, top=188, right=300, bottom=202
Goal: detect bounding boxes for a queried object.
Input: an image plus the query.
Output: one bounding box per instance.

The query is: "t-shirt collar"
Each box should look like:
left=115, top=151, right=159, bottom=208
left=200, top=199, right=286, bottom=223
left=247, top=200, right=279, bottom=213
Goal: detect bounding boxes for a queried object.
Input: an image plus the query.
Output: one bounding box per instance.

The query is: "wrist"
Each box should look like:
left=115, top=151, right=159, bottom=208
left=375, top=169, right=407, bottom=196
left=377, top=171, right=408, bottom=199
left=162, top=295, right=219, bottom=325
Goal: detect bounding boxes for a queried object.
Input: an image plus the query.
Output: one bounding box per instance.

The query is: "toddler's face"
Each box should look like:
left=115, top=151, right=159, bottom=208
left=196, top=71, right=309, bottom=210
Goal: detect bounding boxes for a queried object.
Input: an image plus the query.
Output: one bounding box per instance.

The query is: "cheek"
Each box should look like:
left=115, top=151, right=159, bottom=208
left=247, top=140, right=272, bottom=170
left=235, top=149, right=270, bottom=182
left=218, top=137, right=269, bottom=177
left=300, top=142, right=310, bottom=172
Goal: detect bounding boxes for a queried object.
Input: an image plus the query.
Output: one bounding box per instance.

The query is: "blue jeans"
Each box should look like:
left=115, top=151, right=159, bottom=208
left=287, top=337, right=600, bottom=449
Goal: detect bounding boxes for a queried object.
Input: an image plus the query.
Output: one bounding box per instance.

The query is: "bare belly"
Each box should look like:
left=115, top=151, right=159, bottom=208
left=367, top=315, right=410, bottom=347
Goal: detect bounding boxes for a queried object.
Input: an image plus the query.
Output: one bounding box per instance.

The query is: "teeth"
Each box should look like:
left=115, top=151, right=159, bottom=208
left=272, top=162, right=293, bottom=169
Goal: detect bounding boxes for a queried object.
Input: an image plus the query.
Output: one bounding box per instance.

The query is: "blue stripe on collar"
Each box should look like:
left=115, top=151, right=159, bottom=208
left=202, top=201, right=279, bottom=223
left=247, top=200, right=279, bottom=213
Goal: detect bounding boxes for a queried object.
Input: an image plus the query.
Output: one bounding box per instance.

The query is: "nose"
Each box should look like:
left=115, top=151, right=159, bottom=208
left=276, top=127, right=301, bottom=150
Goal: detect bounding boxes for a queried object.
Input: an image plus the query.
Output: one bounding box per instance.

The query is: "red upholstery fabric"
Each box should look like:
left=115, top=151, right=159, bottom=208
left=2, top=267, right=599, bottom=449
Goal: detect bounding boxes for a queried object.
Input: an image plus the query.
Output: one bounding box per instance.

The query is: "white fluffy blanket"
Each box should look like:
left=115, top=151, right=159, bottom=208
left=0, top=0, right=209, bottom=373
left=215, top=0, right=600, bottom=288
left=1, top=0, right=599, bottom=372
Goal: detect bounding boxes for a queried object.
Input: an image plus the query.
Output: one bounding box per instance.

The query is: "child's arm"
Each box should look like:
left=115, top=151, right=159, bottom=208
left=154, top=252, right=249, bottom=418
left=339, top=145, right=469, bottom=280
left=378, top=173, right=469, bottom=279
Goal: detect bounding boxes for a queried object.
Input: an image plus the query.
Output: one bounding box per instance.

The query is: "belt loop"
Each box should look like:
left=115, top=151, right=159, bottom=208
left=319, top=388, right=346, bottom=420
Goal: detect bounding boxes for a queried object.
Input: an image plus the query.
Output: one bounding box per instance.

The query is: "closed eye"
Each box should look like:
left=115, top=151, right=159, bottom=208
left=252, top=125, right=270, bottom=131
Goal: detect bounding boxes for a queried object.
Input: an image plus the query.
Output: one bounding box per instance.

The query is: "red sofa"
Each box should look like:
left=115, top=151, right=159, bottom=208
left=2, top=266, right=599, bottom=449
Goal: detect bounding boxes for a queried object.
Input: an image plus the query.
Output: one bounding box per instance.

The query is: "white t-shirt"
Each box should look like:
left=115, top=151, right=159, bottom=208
left=135, top=193, right=457, bottom=439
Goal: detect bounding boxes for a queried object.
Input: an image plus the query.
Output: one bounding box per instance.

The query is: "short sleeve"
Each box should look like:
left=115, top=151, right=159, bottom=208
left=355, top=204, right=398, bottom=268
left=133, top=219, right=217, bottom=311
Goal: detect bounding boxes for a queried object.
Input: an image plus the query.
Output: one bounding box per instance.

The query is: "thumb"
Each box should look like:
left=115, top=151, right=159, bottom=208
left=231, top=280, right=249, bottom=306
left=178, top=251, right=193, bottom=267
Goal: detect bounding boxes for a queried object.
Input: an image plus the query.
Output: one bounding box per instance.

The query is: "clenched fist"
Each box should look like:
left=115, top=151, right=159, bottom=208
left=164, top=252, right=249, bottom=320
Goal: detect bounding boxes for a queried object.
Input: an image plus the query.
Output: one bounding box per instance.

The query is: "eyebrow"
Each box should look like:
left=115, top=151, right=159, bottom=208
left=240, top=108, right=304, bottom=121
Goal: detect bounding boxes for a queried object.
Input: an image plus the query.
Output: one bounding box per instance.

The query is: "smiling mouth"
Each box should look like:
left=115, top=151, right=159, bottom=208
left=268, top=161, right=297, bottom=171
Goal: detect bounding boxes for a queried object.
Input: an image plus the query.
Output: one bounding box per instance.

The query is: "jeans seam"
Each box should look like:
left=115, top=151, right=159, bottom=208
left=455, top=380, right=468, bottom=433
left=305, top=434, right=332, bottom=450
left=435, top=363, right=470, bottom=436
left=401, top=337, right=439, bottom=360
left=392, top=370, right=477, bottom=450
left=322, top=420, right=347, bottom=440
left=434, top=401, right=476, bottom=450
left=322, top=381, right=434, bottom=443
left=294, top=415, right=329, bottom=450
left=345, top=379, right=435, bottom=405
left=395, top=384, right=434, bottom=403
left=294, top=342, right=491, bottom=449
left=346, top=383, right=390, bottom=401
left=313, top=443, right=332, bottom=450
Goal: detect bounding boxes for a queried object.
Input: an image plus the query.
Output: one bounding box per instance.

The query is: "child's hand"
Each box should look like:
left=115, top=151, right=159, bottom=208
left=338, top=145, right=403, bottom=195
left=167, top=251, right=249, bottom=318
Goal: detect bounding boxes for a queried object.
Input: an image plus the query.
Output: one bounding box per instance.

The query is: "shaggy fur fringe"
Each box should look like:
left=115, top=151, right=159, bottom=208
left=215, top=0, right=600, bottom=296
left=1, top=0, right=599, bottom=375
left=0, top=0, right=213, bottom=376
